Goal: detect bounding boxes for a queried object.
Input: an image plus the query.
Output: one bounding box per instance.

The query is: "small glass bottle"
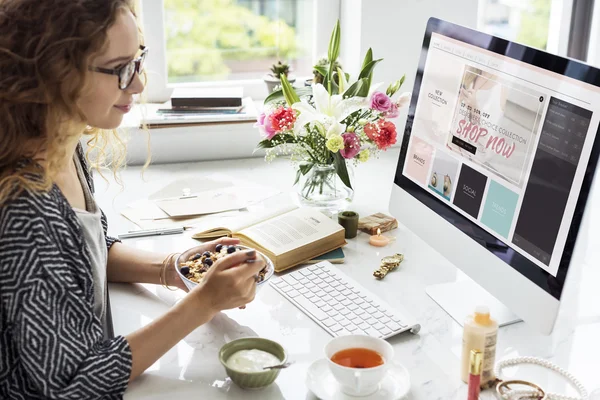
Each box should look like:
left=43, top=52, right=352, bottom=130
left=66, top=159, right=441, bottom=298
left=467, top=349, right=482, bottom=400
left=460, top=305, right=498, bottom=386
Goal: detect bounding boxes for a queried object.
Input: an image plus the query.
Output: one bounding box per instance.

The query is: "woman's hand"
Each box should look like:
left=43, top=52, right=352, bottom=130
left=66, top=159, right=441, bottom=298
left=164, top=237, right=241, bottom=292
left=187, top=247, right=266, bottom=320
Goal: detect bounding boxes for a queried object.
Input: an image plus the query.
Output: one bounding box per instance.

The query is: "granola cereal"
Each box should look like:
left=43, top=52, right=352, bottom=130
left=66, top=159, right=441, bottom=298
left=179, top=245, right=268, bottom=284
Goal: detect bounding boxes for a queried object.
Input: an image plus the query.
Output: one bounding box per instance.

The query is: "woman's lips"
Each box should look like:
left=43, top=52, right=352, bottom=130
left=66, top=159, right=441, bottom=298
left=114, top=104, right=132, bottom=113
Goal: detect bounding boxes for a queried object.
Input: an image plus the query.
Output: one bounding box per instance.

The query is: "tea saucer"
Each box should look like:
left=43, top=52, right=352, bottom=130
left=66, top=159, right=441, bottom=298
left=305, top=359, right=410, bottom=400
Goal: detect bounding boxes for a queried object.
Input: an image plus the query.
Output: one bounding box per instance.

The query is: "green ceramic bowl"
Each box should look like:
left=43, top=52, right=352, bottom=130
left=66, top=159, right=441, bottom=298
left=219, top=337, right=287, bottom=389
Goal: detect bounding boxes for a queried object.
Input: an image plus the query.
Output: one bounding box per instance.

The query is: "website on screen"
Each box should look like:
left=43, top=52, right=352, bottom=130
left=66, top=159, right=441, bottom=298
left=403, top=32, right=600, bottom=276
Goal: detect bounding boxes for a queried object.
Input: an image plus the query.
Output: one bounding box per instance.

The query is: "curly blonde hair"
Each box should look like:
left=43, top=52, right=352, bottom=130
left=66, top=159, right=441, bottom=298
left=0, top=0, right=137, bottom=205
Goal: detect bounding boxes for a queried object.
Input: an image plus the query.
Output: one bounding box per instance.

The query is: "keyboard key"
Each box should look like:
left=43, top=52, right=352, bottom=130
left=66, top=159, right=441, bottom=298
left=347, top=293, right=358, bottom=301
left=333, top=314, right=344, bottom=322
left=358, top=322, right=370, bottom=330
left=282, top=275, right=298, bottom=285
left=340, top=319, right=352, bottom=327
left=366, top=307, right=378, bottom=314
left=330, top=324, right=343, bottom=332
left=305, top=292, right=316, bottom=299
left=388, top=322, right=404, bottom=331
left=374, top=322, right=386, bottom=331
left=327, top=309, right=338, bottom=317
left=364, top=327, right=382, bottom=338
left=286, top=290, right=301, bottom=298
left=322, top=318, right=337, bottom=327
left=315, top=291, right=327, bottom=298
left=380, top=327, right=393, bottom=336
left=379, top=317, right=391, bottom=324
left=293, top=296, right=328, bottom=321
left=347, top=304, right=359, bottom=311
left=308, top=265, right=319, bottom=272
left=355, top=308, right=366, bottom=317
left=305, top=282, right=317, bottom=290
left=298, top=288, right=309, bottom=295
left=334, top=294, right=346, bottom=302
left=321, top=305, right=333, bottom=313
left=341, top=299, right=352, bottom=306
left=372, top=311, right=384, bottom=319
left=341, top=289, right=352, bottom=296
left=366, top=317, right=378, bottom=325
left=324, top=287, right=336, bottom=294
left=324, top=277, right=335, bottom=284
left=333, top=303, right=344, bottom=311
left=321, top=293, right=333, bottom=300
left=360, top=303, right=370, bottom=310
left=355, top=298, right=365, bottom=305
left=315, top=300, right=326, bottom=308
left=347, top=324, right=360, bottom=332
left=338, top=328, right=352, bottom=336
left=340, top=309, right=351, bottom=316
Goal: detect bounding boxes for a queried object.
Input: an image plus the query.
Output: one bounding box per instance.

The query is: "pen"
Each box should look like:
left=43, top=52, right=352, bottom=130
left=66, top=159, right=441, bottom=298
left=118, top=227, right=184, bottom=239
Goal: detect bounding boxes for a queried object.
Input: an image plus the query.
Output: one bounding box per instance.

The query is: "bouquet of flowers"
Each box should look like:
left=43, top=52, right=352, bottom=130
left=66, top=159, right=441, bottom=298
left=255, top=21, right=410, bottom=207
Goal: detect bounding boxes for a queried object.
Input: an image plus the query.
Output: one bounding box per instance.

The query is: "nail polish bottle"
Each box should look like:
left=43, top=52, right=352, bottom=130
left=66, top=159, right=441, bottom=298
left=467, top=349, right=482, bottom=400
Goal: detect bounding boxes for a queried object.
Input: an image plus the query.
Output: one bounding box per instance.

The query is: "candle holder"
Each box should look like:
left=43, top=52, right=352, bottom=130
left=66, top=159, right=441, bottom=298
left=338, top=211, right=359, bottom=239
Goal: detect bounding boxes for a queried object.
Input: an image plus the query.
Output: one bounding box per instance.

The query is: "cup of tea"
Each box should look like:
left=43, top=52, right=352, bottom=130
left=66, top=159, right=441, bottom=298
left=325, top=334, right=394, bottom=396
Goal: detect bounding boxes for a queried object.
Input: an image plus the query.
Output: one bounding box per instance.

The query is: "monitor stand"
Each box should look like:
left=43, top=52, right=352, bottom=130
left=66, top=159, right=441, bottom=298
left=426, top=273, right=522, bottom=327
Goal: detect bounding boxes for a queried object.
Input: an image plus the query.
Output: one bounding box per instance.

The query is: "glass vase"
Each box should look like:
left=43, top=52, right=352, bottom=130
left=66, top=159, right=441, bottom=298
left=297, top=163, right=354, bottom=216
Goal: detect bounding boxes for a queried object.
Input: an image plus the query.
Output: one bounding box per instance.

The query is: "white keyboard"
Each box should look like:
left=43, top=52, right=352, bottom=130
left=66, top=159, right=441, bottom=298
left=270, top=261, right=421, bottom=339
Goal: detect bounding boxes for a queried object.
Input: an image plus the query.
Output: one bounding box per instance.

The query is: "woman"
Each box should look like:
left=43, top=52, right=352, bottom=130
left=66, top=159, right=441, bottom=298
left=0, top=1, right=265, bottom=399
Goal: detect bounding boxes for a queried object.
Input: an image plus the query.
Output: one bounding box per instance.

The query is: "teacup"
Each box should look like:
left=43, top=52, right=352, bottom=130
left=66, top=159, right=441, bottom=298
left=325, top=334, right=394, bottom=396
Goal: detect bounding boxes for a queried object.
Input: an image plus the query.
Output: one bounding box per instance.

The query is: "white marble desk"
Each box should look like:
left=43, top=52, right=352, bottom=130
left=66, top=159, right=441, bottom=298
left=94, top=149, right=600, bottom=400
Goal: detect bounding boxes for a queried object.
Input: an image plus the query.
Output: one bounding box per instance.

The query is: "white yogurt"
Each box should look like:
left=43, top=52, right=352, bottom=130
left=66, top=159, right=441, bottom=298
left=226, top=349, right=281, bottom=373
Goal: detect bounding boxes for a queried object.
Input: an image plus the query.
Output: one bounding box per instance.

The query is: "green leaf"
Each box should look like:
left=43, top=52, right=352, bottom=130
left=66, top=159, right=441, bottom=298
left=327, top=20, right=341, bottom=62
left=256, top=139, right=276, bottom=149
left=294, top=163, right=314, bottom=186
left=361, top=48, right=373, bottom=71
left=333, top=152, right=352, bottom=189
left=343, top=77, right=369, bottom=98
left=280, top=74, right=300, bottom=106
left=313, top=65, right=328, bottom=77
left=264, top=86, right=312, bottom=105
left=358, top=58, right=383, bottom=89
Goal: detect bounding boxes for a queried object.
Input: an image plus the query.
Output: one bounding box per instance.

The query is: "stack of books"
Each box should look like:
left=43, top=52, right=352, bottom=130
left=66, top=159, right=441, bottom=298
left=158, top=87, right=244, bottom=116
left=140, top=87, right=257, bottom=128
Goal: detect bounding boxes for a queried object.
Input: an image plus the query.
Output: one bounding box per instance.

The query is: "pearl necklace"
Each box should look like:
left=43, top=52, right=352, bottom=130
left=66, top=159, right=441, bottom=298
left=494, top=357, right=587, bottom=400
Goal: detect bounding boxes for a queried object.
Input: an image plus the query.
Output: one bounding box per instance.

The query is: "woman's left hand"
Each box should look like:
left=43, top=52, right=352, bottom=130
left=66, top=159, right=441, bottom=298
left=164, top=237, right=241, bottom=292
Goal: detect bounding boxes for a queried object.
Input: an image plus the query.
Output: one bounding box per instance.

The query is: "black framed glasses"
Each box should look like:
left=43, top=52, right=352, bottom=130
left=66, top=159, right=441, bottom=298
left=89, top=45, right=148, bottom=90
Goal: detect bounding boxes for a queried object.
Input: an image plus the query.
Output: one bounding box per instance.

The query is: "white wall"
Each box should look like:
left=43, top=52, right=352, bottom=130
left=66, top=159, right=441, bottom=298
left=341, top=0, right=479, bottom=125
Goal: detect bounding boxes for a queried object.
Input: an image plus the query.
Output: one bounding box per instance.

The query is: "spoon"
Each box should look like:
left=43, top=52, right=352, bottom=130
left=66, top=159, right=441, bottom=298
left=263, top=361, right=293, bottom=370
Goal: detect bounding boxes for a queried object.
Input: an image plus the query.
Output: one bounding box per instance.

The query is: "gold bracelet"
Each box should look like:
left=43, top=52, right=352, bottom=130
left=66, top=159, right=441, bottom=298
left=160, top=252, right=180, bottom=291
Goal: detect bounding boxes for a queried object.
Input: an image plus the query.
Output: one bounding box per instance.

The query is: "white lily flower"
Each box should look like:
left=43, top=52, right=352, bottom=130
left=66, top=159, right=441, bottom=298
left=292, top=83, right=366, bottom=138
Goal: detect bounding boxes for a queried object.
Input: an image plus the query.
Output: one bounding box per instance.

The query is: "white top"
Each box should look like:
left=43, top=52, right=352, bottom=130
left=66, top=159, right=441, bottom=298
left=73, top=155, right=108, bottom=336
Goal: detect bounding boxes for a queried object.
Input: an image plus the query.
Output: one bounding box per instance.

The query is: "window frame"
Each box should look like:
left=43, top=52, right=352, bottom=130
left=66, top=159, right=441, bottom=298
left=139, top=0, right=341, bottom=103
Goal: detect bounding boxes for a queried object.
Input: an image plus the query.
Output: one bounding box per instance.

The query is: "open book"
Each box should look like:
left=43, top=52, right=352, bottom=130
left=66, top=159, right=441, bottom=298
left=191, top=206, right=346, bottom=272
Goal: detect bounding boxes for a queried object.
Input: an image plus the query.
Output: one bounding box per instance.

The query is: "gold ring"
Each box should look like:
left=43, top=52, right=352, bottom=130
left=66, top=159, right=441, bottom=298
left=496, top=380, right=546, bottom=399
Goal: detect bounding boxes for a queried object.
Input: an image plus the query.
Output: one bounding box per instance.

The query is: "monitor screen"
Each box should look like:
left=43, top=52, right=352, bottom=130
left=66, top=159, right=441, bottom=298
left=395, top=18, right=600, bottom=300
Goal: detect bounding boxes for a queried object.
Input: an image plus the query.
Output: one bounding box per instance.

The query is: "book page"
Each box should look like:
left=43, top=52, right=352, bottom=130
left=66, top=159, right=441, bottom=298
left=190, top=192, right=297, bottom=238
left=237, top=207, right=343, bottom=256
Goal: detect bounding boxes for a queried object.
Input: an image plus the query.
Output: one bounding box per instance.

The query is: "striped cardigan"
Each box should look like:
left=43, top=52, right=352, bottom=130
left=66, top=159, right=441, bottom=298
left=0, top=146, right=132, bottom=399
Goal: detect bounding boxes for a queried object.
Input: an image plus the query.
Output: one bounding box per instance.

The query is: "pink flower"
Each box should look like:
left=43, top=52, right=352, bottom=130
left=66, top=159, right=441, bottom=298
left=385, top=103, right=399, bottom=119
left=255, top=112, right=277, bottom=139
left=340, top=132, right=361, bottom=159
left=370, top=91, right=392, bottom=112
left=269, top=106, right=297, bottom=133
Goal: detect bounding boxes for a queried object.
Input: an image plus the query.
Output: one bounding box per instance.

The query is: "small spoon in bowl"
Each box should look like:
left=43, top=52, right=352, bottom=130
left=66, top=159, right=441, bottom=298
left=263, top=361, right=293, bottom=370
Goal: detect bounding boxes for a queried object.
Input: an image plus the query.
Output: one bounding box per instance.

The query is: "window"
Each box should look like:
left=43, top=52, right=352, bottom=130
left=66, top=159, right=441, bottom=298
left=140, top=0, right=340, bottom=103
left=478, top=0, right=555, bottom=51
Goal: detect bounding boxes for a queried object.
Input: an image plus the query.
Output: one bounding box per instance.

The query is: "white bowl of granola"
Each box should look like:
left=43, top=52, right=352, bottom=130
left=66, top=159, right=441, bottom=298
left=174, top=244, right=274, bottom=293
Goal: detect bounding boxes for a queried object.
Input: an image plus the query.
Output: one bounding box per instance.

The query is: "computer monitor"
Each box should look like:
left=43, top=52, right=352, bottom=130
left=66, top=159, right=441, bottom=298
left=391, top=17, right=600, bottom=334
